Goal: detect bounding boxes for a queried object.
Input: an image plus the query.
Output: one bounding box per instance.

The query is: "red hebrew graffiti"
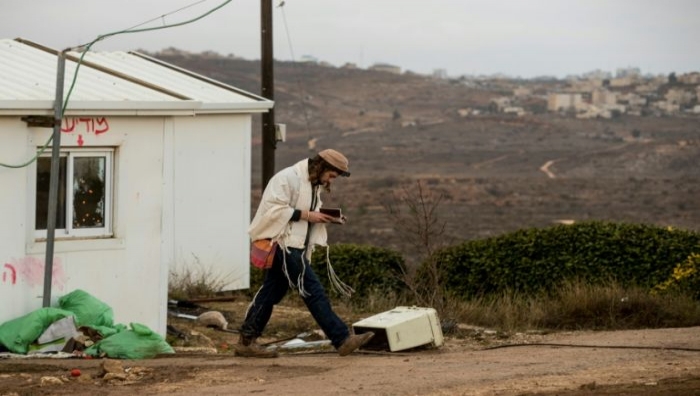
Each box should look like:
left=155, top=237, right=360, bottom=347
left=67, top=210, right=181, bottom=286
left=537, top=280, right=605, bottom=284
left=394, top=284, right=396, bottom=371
left=61, top=117, right=110, bottom=146
left=94, top=118, right=109, bottom=134
left=61, top=117, right=110, bottom=134
left=3, top=257, right=66, bottom=290
left=2, top=263, right=16, bottom=285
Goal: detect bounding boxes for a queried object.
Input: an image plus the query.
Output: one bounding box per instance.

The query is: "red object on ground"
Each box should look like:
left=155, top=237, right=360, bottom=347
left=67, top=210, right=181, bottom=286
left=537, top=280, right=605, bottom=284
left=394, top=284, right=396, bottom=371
left=70, top=369, right=81, bottom=377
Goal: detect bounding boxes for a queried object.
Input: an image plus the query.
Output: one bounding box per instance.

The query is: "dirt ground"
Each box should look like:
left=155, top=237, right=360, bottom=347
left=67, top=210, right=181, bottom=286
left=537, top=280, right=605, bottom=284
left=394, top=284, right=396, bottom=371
left=1, top=300, right=699, bottom=396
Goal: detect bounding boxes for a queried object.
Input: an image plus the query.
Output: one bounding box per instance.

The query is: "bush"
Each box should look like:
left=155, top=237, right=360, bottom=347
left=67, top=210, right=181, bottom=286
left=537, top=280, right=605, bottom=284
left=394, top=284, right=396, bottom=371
left=312, top=243, right=406, bottom=300
left=422, top=221, right=700, bottom=299
left=653, top=253, right=700, bottom=299
left=248, top=243, right=406, bottom=302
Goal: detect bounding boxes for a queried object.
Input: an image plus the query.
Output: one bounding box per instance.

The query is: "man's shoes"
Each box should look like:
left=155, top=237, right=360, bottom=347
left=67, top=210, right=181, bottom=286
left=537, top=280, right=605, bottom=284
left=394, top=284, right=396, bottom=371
left=234, top=336, right=279, bottom=358
left=337, top=332, right=375, bottom=356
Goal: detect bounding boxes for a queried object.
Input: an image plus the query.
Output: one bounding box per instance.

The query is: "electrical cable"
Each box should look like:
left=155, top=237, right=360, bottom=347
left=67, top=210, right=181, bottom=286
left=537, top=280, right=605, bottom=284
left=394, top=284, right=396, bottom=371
left=281, top=342, right=700, bottom=356
left=0, top=0, right=233, bottom=169
left=482, top=342, right=700, bottom=353
left=277, top=1, right=315, bottom=150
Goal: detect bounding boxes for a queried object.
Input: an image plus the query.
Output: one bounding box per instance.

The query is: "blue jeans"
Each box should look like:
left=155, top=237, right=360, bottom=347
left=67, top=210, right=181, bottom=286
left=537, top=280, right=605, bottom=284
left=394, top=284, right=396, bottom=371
left=241, top=247, right=350, bottom=349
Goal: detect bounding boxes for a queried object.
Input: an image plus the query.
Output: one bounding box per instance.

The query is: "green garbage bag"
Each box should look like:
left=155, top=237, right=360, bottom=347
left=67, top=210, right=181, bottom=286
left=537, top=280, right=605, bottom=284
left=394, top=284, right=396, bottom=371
left=58, top=289, right=114, bottom=328
left=84, top=323, right=174, bottom=359
left=0, top=308, right=75, bottom=354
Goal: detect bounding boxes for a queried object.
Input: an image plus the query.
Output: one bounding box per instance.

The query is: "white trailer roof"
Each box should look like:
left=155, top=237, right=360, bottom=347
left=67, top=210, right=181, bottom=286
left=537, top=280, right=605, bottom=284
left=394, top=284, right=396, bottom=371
left=0, top=38, right=273, bottom=115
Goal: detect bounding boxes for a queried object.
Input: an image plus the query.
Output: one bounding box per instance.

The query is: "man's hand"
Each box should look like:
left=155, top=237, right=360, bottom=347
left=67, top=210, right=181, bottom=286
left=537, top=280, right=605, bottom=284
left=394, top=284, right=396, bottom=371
left=307, top=211, right=346, bottom=224
left=307, top=211, right=335, bottom=223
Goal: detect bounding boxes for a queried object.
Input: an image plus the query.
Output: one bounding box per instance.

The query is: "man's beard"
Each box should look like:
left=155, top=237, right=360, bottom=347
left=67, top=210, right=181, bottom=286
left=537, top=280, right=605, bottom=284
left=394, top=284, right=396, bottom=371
left=322, top=181, right=332, bottom=193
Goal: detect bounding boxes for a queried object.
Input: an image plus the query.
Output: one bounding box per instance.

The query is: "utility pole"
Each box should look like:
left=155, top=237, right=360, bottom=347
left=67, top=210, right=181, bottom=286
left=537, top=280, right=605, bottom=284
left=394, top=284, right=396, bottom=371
left=44, top=51, right=66, bottom=307
left=261, top=0, right=275, bottom=190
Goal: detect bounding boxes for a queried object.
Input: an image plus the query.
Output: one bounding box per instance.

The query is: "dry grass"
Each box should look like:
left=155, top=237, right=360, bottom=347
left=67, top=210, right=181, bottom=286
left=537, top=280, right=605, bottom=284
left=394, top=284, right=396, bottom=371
left=168, top=258, right=235, bottom=301
left=168, top=267, right=700, bottom=336
left=435, top=280, right=700, bottom=332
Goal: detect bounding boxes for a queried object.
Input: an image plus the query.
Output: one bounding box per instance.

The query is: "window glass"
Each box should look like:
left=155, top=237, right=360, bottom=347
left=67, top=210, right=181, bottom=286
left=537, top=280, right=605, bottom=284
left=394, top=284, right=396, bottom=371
left=35, top=156, right=67, bottom=229
left=73, top=157, right=105, bottom=228
left=35, top=149, right=112, bottom=239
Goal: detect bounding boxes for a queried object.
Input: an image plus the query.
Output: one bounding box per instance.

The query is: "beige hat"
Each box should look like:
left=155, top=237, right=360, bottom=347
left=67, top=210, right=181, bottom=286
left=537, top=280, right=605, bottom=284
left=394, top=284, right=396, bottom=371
left=318, top=149, right=351, bottom=177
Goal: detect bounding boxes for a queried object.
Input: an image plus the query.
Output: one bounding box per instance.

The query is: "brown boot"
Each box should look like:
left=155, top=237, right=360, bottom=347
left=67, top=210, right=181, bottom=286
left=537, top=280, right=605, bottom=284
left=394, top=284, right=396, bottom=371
left=337, top=332, right=375, bottom=356
left=234, top=335, right=279, bottom=358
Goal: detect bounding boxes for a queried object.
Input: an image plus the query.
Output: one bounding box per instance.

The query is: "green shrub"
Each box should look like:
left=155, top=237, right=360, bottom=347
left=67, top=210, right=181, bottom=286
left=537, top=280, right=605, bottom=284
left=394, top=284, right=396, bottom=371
left=312, top=243, right=406, bottom=300
left=423, top=221, right=700, bottom=299
left=653, top=253, right=700, bottom=299
left=248, top=243, right=406, bottom=302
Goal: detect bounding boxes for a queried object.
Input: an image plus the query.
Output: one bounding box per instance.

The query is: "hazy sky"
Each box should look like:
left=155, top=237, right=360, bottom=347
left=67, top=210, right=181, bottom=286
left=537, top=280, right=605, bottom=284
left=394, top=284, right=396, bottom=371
left=2, top=0, right=698, bottom=78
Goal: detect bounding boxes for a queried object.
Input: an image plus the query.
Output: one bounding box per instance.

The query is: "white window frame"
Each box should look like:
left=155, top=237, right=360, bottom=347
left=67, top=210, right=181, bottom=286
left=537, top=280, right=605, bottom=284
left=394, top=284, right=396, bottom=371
left=35, top=148, right=114, bottom=240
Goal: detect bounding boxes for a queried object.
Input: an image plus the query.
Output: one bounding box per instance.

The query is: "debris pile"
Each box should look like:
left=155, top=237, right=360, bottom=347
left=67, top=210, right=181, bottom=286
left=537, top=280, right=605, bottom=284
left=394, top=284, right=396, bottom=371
left=0, top=289, right=173, bottom=359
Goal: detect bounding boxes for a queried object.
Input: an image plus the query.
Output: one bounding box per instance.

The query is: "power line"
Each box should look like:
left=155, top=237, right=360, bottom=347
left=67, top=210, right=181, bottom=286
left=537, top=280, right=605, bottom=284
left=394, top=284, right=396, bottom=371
left=0, top=0, right=233, bottom=169
left=277, top=1, right=314, bottom=150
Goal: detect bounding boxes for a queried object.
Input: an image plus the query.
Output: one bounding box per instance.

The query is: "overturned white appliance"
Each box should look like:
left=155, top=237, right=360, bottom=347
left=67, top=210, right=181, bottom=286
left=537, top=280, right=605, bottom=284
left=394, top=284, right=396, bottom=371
left=352, top=306, right=444, bottom=352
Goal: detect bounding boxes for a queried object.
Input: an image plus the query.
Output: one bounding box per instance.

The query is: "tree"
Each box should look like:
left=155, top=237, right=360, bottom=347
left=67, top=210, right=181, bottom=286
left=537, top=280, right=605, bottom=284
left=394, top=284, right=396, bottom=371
left=668, top=72, right=678, bottom=84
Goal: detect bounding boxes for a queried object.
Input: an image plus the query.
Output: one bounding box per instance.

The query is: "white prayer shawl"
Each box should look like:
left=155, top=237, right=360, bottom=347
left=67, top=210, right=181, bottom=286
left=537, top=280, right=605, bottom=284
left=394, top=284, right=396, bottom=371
left=248, top=159, right=354, bottom=297
left=249, top=158, right=327, bottom=255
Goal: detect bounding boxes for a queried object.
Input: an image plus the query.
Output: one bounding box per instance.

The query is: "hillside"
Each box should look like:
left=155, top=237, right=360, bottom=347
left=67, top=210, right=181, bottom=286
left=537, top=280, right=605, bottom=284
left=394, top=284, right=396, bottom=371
left=151, top=52, right=700, bottom=259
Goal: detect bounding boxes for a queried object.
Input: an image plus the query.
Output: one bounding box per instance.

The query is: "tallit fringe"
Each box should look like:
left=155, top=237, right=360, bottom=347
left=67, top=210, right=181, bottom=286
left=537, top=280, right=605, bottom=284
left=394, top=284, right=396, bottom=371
left=325, top=246, right=354, bottom=297
left=244, top=286, right=262, bottom=319
left=278, top=240, right=310, bottom=297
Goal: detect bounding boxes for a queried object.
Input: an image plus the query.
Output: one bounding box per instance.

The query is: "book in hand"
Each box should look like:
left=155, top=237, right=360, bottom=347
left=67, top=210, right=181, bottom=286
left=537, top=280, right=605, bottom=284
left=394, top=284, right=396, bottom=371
left=319, top=208, right=345, bottom=224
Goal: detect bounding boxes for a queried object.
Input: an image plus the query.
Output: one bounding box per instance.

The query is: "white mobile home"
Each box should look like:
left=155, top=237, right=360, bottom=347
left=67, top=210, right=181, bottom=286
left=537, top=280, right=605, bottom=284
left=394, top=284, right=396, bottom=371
left=0, top=38, right=272, bottom=334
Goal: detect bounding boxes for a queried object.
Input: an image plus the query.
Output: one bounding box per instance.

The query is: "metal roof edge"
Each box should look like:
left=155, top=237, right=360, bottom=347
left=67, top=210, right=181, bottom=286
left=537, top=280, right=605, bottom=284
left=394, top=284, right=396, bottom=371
left=199, top=101, right=274, bottom=111
left=130, top=51, right=272, bottom=103
left=0, top=100, right=272, bottom=116
left=0, top=100, right=202, bottom=110
left=0, top=100, right=271, bottom=111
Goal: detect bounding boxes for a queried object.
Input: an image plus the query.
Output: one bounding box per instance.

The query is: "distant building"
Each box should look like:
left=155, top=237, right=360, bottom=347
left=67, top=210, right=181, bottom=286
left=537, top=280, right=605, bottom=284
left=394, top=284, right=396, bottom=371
left=635, top=82, right=662, bottom=94
left=513, top=86, right=532, bottom=97
left=616, top=67, right=641, bottom=78
left=591, top=89, right=618, bottom=106
left=299, top=55, right=319, bottom=63
left=655, top=101, right=681, bottom=113
left=503, top=106, right=526, bottom=116
left=369, top=63, right=402, bottom=74
left=201, top=50, right=221, bottom=58
left=490, top=97, right=511, bottom=112
left=433, top=68, right=448, bottom=79
left=618, top=92, right=647, bottom=107
left=582, top=69, right=613, bottom=80
left=678, top=72, right=700, bottom=84
left=457, top=108, right=474, bottom=117
left=610, top=77, right=635, bottom=87
left=665, top=88, right=696, bottom=106
left=570, top=80, right=604, bottom=92
left=547, top=93, right=583, bottom=112
left=158, top=47, right=190, bottom=56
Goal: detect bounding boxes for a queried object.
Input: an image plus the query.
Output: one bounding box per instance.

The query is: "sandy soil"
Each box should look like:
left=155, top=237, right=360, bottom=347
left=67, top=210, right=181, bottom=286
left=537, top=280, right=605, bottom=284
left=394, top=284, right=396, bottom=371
left=2, top=326, right=699, bottom=396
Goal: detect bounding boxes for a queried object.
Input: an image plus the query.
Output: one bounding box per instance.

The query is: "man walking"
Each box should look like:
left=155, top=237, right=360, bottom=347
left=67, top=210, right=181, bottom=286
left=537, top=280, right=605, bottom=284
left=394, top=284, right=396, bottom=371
left=236, top=149, right=374, bottom=358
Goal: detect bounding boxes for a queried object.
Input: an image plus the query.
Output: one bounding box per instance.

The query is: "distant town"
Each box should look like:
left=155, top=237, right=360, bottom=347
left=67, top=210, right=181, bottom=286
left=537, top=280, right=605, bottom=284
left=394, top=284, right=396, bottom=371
left=367, top=63, right=700, bottom=120
left=155, top=48, right=700, bottom=119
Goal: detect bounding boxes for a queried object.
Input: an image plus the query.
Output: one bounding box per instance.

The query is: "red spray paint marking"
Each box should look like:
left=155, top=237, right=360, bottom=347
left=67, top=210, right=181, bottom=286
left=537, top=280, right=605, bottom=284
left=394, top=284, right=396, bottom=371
left=5, top=257, right=66, bottom=290
left=2, top=263, right=16, bottom=285
left=61, top=117, right=110, bottom=146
